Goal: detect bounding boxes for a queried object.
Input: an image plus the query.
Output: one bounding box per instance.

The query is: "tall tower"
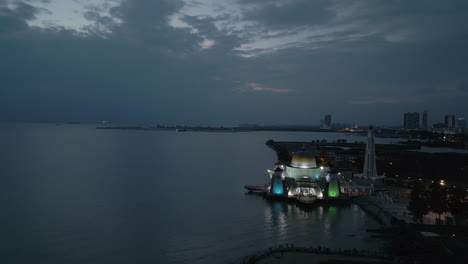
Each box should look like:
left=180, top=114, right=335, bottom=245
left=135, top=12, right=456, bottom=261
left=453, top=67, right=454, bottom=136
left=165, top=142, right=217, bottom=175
left=363, top=125, right=378, bottom=178
left=270, top=167, right=284, bottom=195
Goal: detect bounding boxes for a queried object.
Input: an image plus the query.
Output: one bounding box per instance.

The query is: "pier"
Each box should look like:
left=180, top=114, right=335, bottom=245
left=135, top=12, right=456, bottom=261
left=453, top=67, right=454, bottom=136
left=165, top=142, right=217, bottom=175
left=244, top=185, right=269, bottom=193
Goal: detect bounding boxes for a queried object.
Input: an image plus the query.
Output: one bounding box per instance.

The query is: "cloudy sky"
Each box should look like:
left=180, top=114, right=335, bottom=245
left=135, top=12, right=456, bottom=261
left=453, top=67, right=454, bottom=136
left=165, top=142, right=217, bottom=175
left=1, top=0, right=467, bottom=126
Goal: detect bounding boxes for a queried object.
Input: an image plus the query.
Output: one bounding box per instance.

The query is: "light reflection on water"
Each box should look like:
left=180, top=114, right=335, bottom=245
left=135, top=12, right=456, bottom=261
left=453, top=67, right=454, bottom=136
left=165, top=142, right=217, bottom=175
left=259, top=198, right=381, bottom=250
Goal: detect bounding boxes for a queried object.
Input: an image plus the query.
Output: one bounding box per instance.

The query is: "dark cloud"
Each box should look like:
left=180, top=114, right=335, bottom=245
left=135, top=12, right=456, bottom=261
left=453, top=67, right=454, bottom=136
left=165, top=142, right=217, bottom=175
left=349, top=96, right=424, bottom=105
left=0, top=1, right=39, bottom=32
left=334, top=0, right=468, bottom=44
left=0, top=13, right=28, bottom=33
left=239, top=0, right=332, bottom=29
left=456, top=83, right=468, bottom=92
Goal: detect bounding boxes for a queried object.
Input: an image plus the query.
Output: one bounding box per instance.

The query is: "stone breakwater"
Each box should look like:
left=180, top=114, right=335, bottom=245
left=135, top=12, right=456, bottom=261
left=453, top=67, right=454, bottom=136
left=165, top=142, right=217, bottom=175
left=234, top=244, right=390, bottom=264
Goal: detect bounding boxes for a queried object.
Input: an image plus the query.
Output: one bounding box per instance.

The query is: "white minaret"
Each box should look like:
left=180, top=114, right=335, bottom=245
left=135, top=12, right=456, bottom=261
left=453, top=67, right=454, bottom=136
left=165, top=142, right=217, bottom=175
left=363, top=125, right=378, bottom=178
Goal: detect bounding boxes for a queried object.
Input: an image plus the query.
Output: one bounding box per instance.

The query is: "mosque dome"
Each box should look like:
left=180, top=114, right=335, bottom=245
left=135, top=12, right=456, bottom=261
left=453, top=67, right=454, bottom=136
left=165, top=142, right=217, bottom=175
left=291, top=150, right=317, bottom=169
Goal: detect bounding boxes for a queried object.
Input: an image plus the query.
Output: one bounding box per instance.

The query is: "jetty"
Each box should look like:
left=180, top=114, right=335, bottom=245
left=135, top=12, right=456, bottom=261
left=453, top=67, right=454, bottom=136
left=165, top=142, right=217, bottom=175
left=244, top=185, right=269, bottom=193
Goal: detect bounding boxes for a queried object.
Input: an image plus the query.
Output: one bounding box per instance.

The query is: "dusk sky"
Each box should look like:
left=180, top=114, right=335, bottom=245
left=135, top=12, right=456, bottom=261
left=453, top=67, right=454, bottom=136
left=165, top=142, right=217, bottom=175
left=1, top=0, right=468, bottom=126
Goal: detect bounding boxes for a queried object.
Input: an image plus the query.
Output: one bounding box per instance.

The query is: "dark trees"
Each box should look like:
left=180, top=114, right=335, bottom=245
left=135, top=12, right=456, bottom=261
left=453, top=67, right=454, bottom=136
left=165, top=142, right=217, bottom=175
left=407, top=182, right=429, bottom=224
left=429, top=182, right=448, bottom=223
left=448, top=185, right=468, bottom=224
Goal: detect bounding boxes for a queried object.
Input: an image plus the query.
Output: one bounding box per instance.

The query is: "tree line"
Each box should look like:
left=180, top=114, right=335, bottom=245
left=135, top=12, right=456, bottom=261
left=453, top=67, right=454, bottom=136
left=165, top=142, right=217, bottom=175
left=407, top=181, right=467, bottom=224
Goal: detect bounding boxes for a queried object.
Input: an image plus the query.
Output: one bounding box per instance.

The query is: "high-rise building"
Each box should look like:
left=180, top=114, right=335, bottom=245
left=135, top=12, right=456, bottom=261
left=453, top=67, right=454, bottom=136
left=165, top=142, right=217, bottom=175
left=422, top=111, right=428, bottom=130
left=456, top=117, right=466, bottom=132
left=404, top=112, right=420, bottom=130
left=324, top=114, right=331, bottom=128
left=444, top=114, right=456, bottom=128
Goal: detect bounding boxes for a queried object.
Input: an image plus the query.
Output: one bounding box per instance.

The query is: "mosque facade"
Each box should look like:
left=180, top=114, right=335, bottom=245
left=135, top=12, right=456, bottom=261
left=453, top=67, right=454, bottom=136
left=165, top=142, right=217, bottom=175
left=267, top=149, right=341, bottom=203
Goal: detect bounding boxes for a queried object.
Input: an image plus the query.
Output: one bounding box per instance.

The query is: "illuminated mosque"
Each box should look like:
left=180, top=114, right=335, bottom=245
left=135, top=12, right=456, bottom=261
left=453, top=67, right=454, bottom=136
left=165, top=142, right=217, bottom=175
left=268, top=149, right=341, bottom=203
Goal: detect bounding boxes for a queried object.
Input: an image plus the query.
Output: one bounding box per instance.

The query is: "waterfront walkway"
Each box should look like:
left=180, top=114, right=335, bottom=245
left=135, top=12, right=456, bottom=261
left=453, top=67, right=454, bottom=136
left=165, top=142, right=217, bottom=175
left=352, top=196, right=404, bottom=225
left=353, top=194, right=456, bottom=225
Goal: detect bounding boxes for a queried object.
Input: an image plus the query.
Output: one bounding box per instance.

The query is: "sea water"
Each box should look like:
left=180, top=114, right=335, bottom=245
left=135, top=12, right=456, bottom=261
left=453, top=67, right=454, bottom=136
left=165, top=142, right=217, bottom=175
left=0, top=123, right=386, bottom=263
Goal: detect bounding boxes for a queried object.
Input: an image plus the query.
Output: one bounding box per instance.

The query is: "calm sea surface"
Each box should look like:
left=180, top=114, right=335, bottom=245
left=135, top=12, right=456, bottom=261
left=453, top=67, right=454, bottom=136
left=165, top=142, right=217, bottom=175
left=1, top=123, right=393, bottom=263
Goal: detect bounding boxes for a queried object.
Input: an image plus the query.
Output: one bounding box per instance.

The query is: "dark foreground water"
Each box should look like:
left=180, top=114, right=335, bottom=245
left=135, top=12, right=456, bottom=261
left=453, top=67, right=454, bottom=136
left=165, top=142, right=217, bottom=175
left=1, top=123, right=385, bottom=263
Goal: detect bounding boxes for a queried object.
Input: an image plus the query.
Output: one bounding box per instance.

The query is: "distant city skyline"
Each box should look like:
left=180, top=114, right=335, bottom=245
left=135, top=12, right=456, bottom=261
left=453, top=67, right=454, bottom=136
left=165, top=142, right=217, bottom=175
left=3, top=110, right=466, bottom=128
left=1, top=0, right=468, bottom=125
left=3, top=108, right=467, bottom=128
